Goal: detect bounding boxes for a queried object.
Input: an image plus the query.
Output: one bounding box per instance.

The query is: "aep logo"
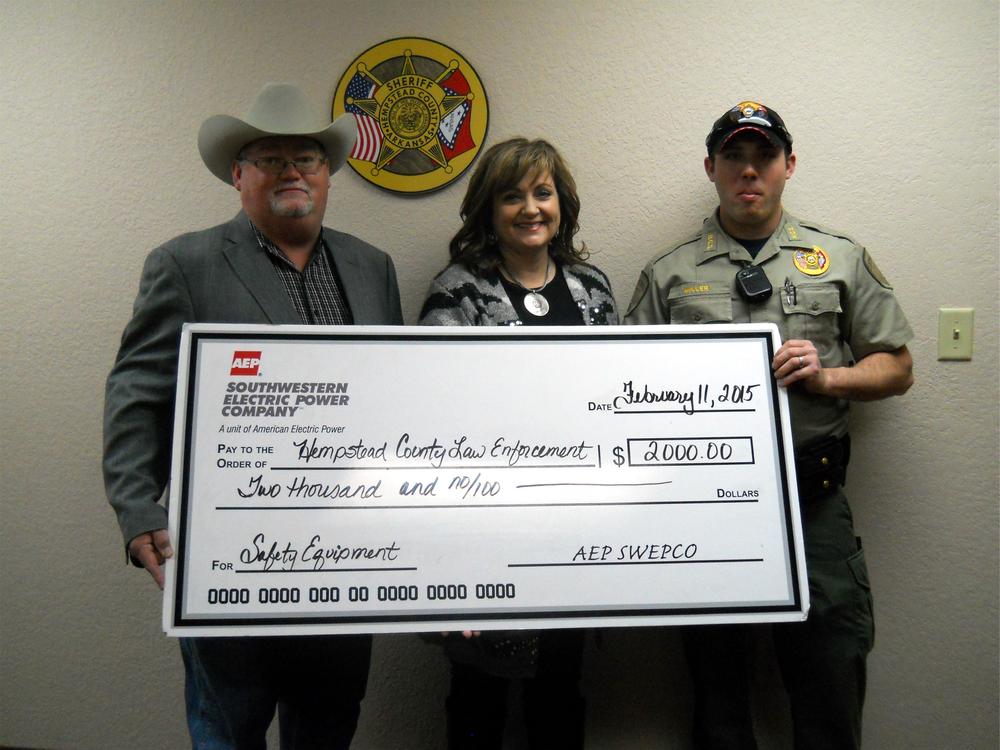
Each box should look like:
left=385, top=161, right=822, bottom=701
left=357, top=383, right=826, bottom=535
left=230, top=350, right=261, bottom=376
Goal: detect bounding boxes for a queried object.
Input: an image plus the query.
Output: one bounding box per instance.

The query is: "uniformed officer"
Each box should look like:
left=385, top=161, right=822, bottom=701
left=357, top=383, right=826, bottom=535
left=625, top=101, right=914, bottom=749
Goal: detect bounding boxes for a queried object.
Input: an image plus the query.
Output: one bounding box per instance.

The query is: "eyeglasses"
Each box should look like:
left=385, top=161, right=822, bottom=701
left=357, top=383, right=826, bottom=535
left=240, top=155, right=328, bottom=175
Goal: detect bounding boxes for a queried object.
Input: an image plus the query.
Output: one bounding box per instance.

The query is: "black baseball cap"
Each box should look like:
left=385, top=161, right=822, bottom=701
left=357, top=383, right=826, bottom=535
left=706, top=101, right=793, bottom=155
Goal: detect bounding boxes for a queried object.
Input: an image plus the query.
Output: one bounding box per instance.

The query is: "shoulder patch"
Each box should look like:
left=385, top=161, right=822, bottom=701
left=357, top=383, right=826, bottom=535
left=862, top=249, right=893, bottom=289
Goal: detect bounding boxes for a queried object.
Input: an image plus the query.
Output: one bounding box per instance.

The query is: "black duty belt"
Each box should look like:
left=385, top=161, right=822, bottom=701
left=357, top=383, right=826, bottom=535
left=795, top=434, right=850, bottom=501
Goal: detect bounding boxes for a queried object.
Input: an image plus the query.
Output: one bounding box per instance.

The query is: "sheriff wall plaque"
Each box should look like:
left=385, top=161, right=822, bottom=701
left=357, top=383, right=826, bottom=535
left=333, top=37, right=489, bottom=194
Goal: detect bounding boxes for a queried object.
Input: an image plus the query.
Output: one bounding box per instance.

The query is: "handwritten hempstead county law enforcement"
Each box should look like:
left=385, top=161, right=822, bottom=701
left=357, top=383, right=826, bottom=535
left=163, top=324, right=809, bottom=637
left=292, top=434, right=594, bottom=468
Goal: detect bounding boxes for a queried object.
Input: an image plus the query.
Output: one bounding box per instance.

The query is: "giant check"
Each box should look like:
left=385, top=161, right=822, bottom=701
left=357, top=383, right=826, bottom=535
left=163, top=324, right=808, bottom=636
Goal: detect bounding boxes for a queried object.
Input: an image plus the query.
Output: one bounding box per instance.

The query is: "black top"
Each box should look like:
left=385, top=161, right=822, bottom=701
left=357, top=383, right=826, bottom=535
left=499, top=265, right=582, bottom=326
left=736, top=236, right=769, bottom=260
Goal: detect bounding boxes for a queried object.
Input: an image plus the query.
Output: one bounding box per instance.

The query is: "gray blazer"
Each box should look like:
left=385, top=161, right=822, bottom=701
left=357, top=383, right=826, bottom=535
left=103, top=213, right=403, bottom=547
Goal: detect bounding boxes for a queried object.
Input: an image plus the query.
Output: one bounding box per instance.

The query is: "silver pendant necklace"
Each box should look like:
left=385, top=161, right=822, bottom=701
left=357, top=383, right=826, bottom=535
left=502, top=256, right=554, bottom=317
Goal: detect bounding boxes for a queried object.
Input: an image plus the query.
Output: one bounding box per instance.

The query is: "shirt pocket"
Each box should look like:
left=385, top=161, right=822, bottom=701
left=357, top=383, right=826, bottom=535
left=666, top=287, right=733, bottom=324
left=781, top=282, right=842, bottom=359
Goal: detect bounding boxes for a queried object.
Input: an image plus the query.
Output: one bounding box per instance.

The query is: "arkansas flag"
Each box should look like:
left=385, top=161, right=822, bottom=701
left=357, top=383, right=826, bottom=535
left=438, top=69, right=476, bottom=160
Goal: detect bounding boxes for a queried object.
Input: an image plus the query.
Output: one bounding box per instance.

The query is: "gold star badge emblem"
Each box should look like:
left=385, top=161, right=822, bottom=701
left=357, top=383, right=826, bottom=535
left=333, top=38, right=489, bottom=194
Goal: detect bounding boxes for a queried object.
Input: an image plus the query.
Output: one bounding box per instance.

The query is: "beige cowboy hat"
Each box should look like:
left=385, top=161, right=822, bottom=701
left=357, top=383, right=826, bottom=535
left=198, top=82, right=357, bottom=185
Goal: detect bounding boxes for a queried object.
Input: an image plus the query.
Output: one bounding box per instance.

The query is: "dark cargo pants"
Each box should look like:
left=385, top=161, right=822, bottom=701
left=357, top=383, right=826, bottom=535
left=683, top=488, right=875, bottom=749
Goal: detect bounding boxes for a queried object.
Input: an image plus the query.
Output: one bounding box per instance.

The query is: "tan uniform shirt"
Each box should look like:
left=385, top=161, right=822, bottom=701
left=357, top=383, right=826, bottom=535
left=625, top=211, right=913, bottom=450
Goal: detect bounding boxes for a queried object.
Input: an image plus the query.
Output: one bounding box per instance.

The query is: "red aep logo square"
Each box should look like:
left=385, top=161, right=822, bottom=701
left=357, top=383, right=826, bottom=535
left=230, top=350, right=261, bottom=376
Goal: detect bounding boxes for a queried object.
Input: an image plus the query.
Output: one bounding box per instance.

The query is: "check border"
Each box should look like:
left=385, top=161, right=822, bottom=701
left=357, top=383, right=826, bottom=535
left=167, top=325, right=805, bottom=633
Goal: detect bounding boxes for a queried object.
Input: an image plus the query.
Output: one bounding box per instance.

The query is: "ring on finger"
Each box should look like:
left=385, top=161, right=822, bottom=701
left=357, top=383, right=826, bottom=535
left=797, top=355, right=804, bottom=369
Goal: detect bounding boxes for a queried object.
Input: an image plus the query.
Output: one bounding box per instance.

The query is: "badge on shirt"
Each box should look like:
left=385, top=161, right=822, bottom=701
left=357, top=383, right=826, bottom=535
left=792, top=246, right=830, bottom=276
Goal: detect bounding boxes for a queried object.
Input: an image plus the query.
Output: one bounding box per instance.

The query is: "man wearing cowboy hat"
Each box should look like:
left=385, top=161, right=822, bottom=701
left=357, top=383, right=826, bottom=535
left=103, top=83, right=402, bottom=748
left=625, top=101, right=913, bottom=748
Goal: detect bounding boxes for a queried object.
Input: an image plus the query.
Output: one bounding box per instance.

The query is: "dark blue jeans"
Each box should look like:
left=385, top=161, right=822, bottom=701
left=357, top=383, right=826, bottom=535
left=180, top=634, right=371, bottom=749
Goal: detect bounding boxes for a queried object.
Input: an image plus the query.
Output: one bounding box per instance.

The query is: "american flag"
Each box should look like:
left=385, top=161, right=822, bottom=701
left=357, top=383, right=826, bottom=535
left=345, top=73, right=382, bottom=163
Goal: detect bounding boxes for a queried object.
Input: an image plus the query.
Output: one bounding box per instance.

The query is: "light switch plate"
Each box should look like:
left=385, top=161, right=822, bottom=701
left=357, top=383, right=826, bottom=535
left=938, top=308, right=974, bottom=360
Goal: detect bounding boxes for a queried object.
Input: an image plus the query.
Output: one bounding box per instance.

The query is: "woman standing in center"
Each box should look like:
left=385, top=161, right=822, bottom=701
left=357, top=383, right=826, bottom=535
left=419, top=137, right=619, bottom=749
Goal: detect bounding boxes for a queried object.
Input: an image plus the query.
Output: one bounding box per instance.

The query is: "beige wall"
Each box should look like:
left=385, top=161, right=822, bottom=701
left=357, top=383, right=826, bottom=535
left=2, top=1, right=997, bottom=747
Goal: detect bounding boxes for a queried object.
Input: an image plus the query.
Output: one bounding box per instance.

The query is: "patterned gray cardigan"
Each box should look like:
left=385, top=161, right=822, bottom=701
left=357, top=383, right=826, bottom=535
left=418, top=261, right=619, bottom=326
